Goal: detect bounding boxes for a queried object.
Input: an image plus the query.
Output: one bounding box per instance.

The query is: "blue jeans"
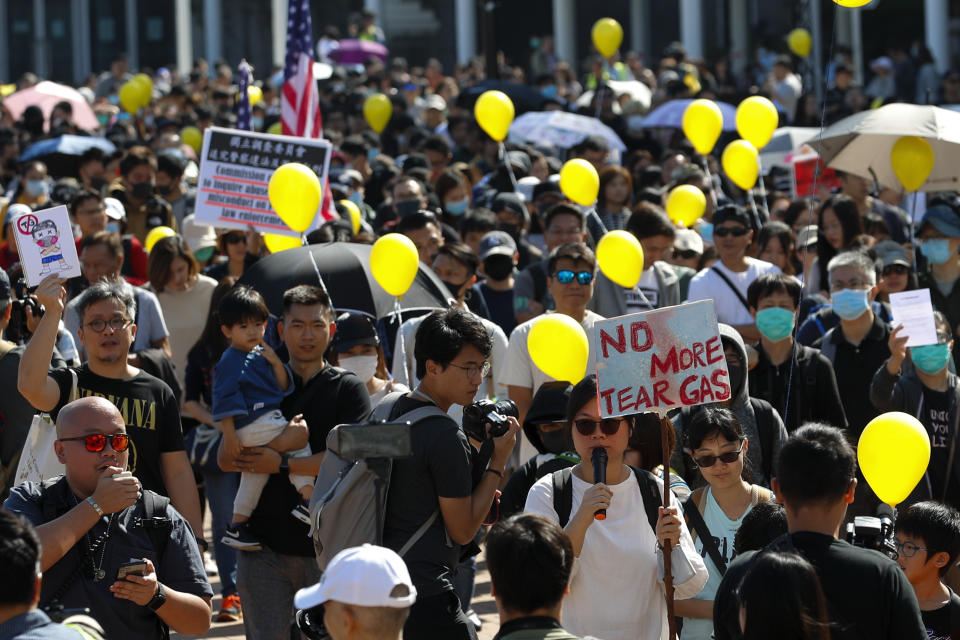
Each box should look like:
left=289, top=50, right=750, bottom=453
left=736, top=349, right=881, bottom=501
left=203, top=468, right=240, bottom=596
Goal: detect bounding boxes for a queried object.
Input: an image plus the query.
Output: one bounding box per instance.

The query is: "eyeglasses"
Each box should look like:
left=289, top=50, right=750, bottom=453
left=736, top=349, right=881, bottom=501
left=224, top=233, right=246, bottom=244
left=894, top=540, right=929, bottom=558
left=829, top=279, right=870, bottom=292
left=554, top=270, right=594, bottom=285
left=448, top=360, right=491, bottom=378
left=84, top=317, right=131, bottom=333
left=713, top=226, right=750, bottom=238
left=693, top=445, right=744, bottom=468
left=882, top=264, right=909, bottom=276
left=674, top=249, right=700, bottom=261
left=574, top=418, right=623, bottom=436
left=59, top=433, right=130, bottom=453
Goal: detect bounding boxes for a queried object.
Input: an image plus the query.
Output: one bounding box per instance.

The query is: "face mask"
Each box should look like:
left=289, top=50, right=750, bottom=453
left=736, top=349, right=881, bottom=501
left=444, top=197, right=469, bottom=216
left=97, top=113, right=111, bottom=126
left=921, top=238, right=953, bottom=265
left=155, top=183, right=173, bottom=196
left=35, top=235, right=58, bottom=247
left=340, top=354, right=379, bottom=382
left=539, top=429, right=573, bottom=455
left=755, top=307, right=795, bottom=342
left=497, top=221, right=521, bottom=241
left=193, top=246, right=215, bottom=262
left=911, top=343, right=952, bottom=375
left=726, top=364, right=744, bottom=399
left=252, top=117, right=264, bottom=130
left=831, top=288, right=870, bottom=321
left=348, top=191, right=364, bottom=207
left=25, top=180, right=48, bottom=198
left=106, top=221, right=120, bottom=234
left=130, top=181, right=154, bottom=200
left=699, top=222, right=714, bottom=244
left=541, top=85, right=558, bottom=99
left=89, top=177, right=108, bottom=192
left=441, top=279, right=466, bottom=299
left=395, top=199, right=421, bottom=218
left=484, top=255, right=514, bottom=281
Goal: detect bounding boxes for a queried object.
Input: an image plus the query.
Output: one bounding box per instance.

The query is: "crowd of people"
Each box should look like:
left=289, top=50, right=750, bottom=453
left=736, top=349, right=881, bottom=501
left=1, top=8, right=960, bottom=640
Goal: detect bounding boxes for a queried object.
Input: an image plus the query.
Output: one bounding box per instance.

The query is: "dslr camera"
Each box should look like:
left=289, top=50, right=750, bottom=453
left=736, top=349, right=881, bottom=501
left=845, top=507, right=898, bottom=560
left=7, top=278, right=43, bottom=344
left=462, top=399, right=519, bottom=441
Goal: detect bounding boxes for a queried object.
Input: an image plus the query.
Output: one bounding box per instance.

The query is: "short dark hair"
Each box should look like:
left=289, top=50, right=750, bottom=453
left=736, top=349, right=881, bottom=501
left=395, top=210, right=439, bottom=235
left=547, top=242, right=596, bottom=275
left=485, top=514, right=573, bottom=614
left=413, top=308, right=492, bottom=379
left=738, top=551, right=830, bottom=640
left=119, top=146, right=157, bottom=177
left=422, top=134, right=451, bottom=157
left=684, top=406, right=745, bottom=451
left=340, top=135, right=369, bottom=157
left=69, top=188, right=103, bottom=217
left=733, top=501, right=788, bottom=554
left=776, top=423, right=857, bottom=508
left=80, top=230, right=124, bottom=260
left=627, top=202, right=675, bottom=240
left=79, top=147, right=106, bottom=169
left=544, top=203, right=584, bottom=232
left=746, top=273, right=803, bottom=310
left=76, top=280, right=137, bottom=324
left=281, top=284, right=332, bottom=319
left=460, top=208, right=497, bottom=237
left=0, top=509, right=40, bottom=606
left=156, top=152, right=186, bottom=179
left=896, top=501, right=960, bottom=576
left=218, top=285, right=269, bottom=327
left=566, top=374, right=597, bottom=422
left=436, top=242, right=478, bottom=275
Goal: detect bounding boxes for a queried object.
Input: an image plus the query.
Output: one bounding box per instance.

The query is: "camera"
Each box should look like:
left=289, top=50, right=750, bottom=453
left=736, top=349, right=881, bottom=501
left=7, top=278, right=43, bottom=344
left=462, top=399, right=519, bottom=441
left=845, top=506, right=898, bottom=560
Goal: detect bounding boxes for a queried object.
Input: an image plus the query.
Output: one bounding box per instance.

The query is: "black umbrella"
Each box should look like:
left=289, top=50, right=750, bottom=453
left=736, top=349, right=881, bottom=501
left=238, top=242, right=452, bottom=319
left=457, top=80, right=556, bottom=115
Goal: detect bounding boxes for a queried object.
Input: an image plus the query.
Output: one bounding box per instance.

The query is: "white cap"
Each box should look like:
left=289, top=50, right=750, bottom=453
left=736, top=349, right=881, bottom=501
left=516, top=176, right=540, bottom=203
left=294, top=544, right=417, bottom=610
left=423, top=94, right=446, bottom=112
left=674, top=228, right=704, bottom=255
left=181, top=214, right=218, bottom=252
left=103, top=197, right=125, bottom=221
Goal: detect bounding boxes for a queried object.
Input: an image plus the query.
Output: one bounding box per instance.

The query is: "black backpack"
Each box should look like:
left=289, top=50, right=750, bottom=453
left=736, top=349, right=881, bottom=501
left=551, top=466, right=661, bottom=533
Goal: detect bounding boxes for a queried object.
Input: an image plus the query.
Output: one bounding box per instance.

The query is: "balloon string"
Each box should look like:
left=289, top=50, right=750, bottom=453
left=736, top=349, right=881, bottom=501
left=500, top=142, right=518, bottom=190
left=306, top=238, right=331, bottom=303
left=747, top=189, right=762, bottom=231
left=908, top=192, right=918, bottom=278
left=394, top=297, right=410, bottom=387
left=699, top=156, right=719, bottom=210
left=756, top=157, right=769, bottom=220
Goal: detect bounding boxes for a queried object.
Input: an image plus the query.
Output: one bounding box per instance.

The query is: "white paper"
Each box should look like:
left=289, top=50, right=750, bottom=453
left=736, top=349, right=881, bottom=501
left=12, top=205, right=81, bottom=287
left=889, top=289, right=939, bottom=347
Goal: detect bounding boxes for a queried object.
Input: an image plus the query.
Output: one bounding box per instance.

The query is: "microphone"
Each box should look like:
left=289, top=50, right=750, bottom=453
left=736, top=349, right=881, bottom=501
left=592, top=447, right=608, bottom=521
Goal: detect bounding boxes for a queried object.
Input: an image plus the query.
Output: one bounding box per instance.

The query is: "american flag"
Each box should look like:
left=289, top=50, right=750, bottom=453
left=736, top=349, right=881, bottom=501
left=281, top=0, right=322, bottom=138
left=236, top=59, right=253, bottom=131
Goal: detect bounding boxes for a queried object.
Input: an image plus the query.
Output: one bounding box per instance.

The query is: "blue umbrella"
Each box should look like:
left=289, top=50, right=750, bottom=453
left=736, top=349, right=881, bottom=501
left=640, top=99, right=738, bottom=131
left=19, top=135, right=116, bottom=163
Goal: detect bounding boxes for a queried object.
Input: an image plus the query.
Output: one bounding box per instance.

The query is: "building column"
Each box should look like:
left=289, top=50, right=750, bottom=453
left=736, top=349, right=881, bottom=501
left=173, top=0, right=191, bottom=76
left=33, top=0, right=48, bottom=80
left=925, top=0, right=950, bottom=74
left=364, top=0, right=382, bottom=15
left=124, top=0, right=138, bottom=69
left=850, top=7, right=864, bottom=85
left=629, top=0, right=646, bottom=58
left=729, top=0, right=748, bottom=77
left=271, top=0, right=287, bottom=68
left=553, top=0, right=575, bottom=64
left=71, top=0, right=91, bottom=83
left=455, top=0, right=476, bottom=64
left=679, top=0, right=703, bottom=59
left=203, top=0, right=221, bottom=72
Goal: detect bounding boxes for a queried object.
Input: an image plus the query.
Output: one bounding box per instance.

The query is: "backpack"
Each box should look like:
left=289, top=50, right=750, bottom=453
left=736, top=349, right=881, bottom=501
left=310, top=392, right=452, bottom=571
left=748, top=398, right=777, bottom=483
left=551, top=465, right=661, bottom=533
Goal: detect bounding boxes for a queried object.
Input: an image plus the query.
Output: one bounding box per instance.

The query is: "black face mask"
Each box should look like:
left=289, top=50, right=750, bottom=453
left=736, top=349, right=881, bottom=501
left=155, top=183, right=173, bottom=196
left=726, top=363, right=744, bottom=399
left=539, top=428, right=573, bottom=455
left=497, top=221, right=521, bottom=242
left=484, top=255, right=514, bottom=281
left=395, top=199, right=421, bottom=219
left=130, top=181, right=154, bottom=200
left=441, top=279, right=466, bottom=300
left=89, top=177, right=108, bottom=192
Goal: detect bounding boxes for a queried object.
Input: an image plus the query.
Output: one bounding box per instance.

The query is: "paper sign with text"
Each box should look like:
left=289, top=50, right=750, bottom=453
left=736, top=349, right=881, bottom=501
left=12, top=205, right=81, bottom=287
left=195, top=126, right=333, bottom=236
left=594, top=301, right=729, bottom=418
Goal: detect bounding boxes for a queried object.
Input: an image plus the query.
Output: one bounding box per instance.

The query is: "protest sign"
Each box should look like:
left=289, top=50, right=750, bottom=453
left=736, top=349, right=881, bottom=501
left=792, top=153, right=840, bottom=198
left=594, top=301, right=729, bottom=418
left=195, top=126, right=333, bottom=236
left=12, top=205, right=81, bottom=287
left=889, top=288, right=938, bottom=347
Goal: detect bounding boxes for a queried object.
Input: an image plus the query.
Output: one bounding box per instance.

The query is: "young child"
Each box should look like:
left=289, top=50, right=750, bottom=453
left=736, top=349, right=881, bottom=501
left=895, top=501, right=960, bottom=638
left=214, top=285, right=313, bottom=551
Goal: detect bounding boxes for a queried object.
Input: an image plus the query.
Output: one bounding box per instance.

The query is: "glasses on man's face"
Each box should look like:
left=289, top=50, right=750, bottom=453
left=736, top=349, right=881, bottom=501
left=674, top=249, right=699, bottom=261
left=713, top=226, right=750, bottom=238
left=882, top=264, right=909, bottom=277
left=829, top=279, right=870, bottom=292
left=59, top=433, right=130, bottom=453
left=693, top=445, right=744, bottom=468
left=894, top=540, right=929, bottom=558
left=574, top=418, right=622, bottom=436
left=85, top=317, right=131, bottom=333
left=224, top=233, right=246, bottom=245
left=448, top=360, right=491, bottom=378
left=554, top=270, right=594, bottom=285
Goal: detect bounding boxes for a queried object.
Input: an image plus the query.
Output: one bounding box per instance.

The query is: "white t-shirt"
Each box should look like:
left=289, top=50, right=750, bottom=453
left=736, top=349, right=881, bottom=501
left=525, top=469, right=707, bottom=640
left=625, top=267, right=659, bottom=313
left=686, top=259, right=780, bottom=326
left=680, top=486, right=754, bottom=640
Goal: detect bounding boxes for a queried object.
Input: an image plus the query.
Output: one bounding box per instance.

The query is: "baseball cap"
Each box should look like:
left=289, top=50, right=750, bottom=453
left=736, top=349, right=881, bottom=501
left=870, top=56, right=894, bottom=73
left=294, top=544, right=417, bottom=610
left=920, top=204, right=960, bottom=238
left=873, top=240, right=911, bottom=269
left=103, top=197, right=125, bottom=221
left=674, top=229, right=704, bottom=255
left=797, top=225, right=818, bottom=248
left=338, top=169, right=363, bottom=188
left=0, top=267, right=11, bottom=301
left=491, top=192, right=528, bottom=223
left=330, top=311, right=379, bottom=353
left=478, top=230, right=517, bottom=260
left=423, top=94, right=446, bottom=112
left=713, top=204, right=752, bottom=229
left=180, top=214, right=218, bottom=253
left=4, top=203, right=31, bottom=228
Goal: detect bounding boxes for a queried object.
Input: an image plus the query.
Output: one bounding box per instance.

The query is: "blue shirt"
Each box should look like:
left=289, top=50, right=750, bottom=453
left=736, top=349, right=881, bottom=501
left=0, top=610, right=83, bottom=640
left=211, top=346, right=293, bottom=428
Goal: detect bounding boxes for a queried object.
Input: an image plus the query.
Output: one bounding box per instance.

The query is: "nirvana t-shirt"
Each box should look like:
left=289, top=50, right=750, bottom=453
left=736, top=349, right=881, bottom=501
left=50, top=364, right=183, bottom=496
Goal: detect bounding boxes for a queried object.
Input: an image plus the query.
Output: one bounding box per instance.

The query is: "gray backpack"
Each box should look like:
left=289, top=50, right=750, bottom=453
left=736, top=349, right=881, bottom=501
left=309, top=392, right=450, bottom=570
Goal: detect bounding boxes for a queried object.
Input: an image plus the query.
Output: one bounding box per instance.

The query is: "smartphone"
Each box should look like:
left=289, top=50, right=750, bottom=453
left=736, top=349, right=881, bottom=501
left=116, top=560, right=148, bottom=580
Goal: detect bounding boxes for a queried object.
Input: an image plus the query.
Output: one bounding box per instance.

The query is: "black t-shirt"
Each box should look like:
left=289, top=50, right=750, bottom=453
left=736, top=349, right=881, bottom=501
left=920, top=598, right=952, bottom=640
left=479, top=282, right=516, bottom=337
left=499, top=453, right=577, bottom=519
left=246, top=365, right=370, bottom=556
left=382, top=395, right=473, bottom=597
left=920, top=387, right=960, bottom=504
left=50, top=364, right=183, bottom=496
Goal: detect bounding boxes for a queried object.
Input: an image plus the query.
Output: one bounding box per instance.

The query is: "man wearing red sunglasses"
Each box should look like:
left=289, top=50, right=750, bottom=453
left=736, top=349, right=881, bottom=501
left=4, top=397, right=213, bottom=640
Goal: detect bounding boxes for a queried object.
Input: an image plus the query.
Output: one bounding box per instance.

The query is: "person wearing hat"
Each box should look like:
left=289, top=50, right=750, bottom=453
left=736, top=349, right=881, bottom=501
left=687, top=205, right=781, bottom=343
left=491, top=192, right=542, bottom=271
left=671, top=228, right=703, bottom=271
left=866, top=56, right=896, bottom=103
left=477, top=231, right=519, bottom=336
left=180, top=215, right=218, bottom=268
left=795, top=225, right=819, bottom=285
left=422, top=94, right=451, bottom=144
left=874, top=240, right=916, bottom=303
left=918, top=201, right=960, bottom=371
left=294, top=544, right=415, bottom=640
left=328, top=312, right=408, bottom=407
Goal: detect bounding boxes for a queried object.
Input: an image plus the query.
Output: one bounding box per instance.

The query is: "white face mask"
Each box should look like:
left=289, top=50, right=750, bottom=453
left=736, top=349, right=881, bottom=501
left=340, top=354, right=379, bottom=382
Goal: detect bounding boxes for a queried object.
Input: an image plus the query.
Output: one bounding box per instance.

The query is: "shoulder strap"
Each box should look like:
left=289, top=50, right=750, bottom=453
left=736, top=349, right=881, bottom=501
left=139, top=490, right=173, bottom=564
left=397, top=510, right=438, bottom=558
left=749, top=398, right=775, bottom=482
left=819, top=327, right=838, bottom=364
left=371, top=392, right=407, bottom=423
left=552, top=467, right=574, bottom=528
left=710, top=265, right=751, bottom=312
left=750, top=485, right=773, bottom=505
left=630, top=467, right=662, bottom=534
left=683, top=490, right=728, bottom=576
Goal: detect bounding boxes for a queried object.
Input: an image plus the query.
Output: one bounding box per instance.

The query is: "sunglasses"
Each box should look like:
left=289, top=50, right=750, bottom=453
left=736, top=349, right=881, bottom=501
left=224, top=233, right=246, bottom=244
left=693, top=445, right=743, bottom=468
left=574, top=418, right=623, bottom=436
left=674, top=249, right=700, bottom=260
left=59, top=433, right=130, bottom=453
left=882, top=264, right=909, bottom=276
left=713, top=226, right=750, bottom=238
left=554, top=270, right=594, bottom=285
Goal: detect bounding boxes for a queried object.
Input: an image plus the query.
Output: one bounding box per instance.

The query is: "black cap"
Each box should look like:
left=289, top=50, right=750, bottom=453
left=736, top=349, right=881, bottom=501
left=491, top=192, right=529, bottom=223
left=713, top=204, right=752, bottom=229
left=330, top=312, right=379, bottom=353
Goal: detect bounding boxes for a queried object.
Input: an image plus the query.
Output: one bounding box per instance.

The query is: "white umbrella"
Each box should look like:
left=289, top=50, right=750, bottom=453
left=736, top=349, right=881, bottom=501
left=806, top=103, right=960, bottom=192
left=576, top=80, right=652, bottom=112
left=508, top=111, right=626, bottom=151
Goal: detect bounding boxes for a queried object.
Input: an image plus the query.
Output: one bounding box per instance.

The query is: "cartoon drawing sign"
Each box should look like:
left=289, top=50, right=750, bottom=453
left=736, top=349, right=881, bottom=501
left=13, top=205, right=81, bottom=287
left=594, top=301, right=729, bottom=418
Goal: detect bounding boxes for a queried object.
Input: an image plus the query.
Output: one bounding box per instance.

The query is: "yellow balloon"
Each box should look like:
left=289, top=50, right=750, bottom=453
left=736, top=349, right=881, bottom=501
left=267, top=121, right=283, bottom=135
left=722, top=140, right=759, bottom=191
left=858, top=411, right=931, bottom=507
left=591, top=18, right=623, bottom=58
left=527, top=314, right=589, bottom=384
left=474, top=90, right=515, bottom=142
left=682, top=99, right=724, bottom=155
left=268, top=163, right=322, bottom=233
left=248, top=85, right=263, bottom=106
left=787, top=28, right=812, bottom=57
left=370, top=233, right=419, bottom=297
left=891, top=136, right=935, bottom=191
left=363, top=93, right=393, bottom=134
left=118, top=82, right=142, bottom=114
left=596, top=230, right=645, bottom=288
left=666, top=185, right=707, bottom=228
left=834, top=0, right=872, bottom=6
left=144, top=226, right=176, bottom=253
left=559, top=159, right=600, bottom=206
left=263, top=233, right=302, bottom=254
left=736, top=96, right=779, bottom=150
left=338, top=199, right=363, bottom=234
left=180, top=126, right=202, bottom=153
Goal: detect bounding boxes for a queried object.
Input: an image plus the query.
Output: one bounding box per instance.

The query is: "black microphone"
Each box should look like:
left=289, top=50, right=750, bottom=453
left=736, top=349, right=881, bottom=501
left=592, top=447, right=607, bottom=521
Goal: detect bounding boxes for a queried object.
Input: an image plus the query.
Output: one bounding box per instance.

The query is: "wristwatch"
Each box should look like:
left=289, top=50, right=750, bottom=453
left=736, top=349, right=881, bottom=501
left=146, top=582, right=166, bottom=611
left=279, top=454, right=290, bottom=473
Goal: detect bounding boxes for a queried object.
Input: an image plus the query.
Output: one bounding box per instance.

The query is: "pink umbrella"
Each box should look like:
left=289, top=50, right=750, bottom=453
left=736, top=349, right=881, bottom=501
left=328, top=39, right=389, bottom=65
left=3, top=81, right=99, bottom=132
